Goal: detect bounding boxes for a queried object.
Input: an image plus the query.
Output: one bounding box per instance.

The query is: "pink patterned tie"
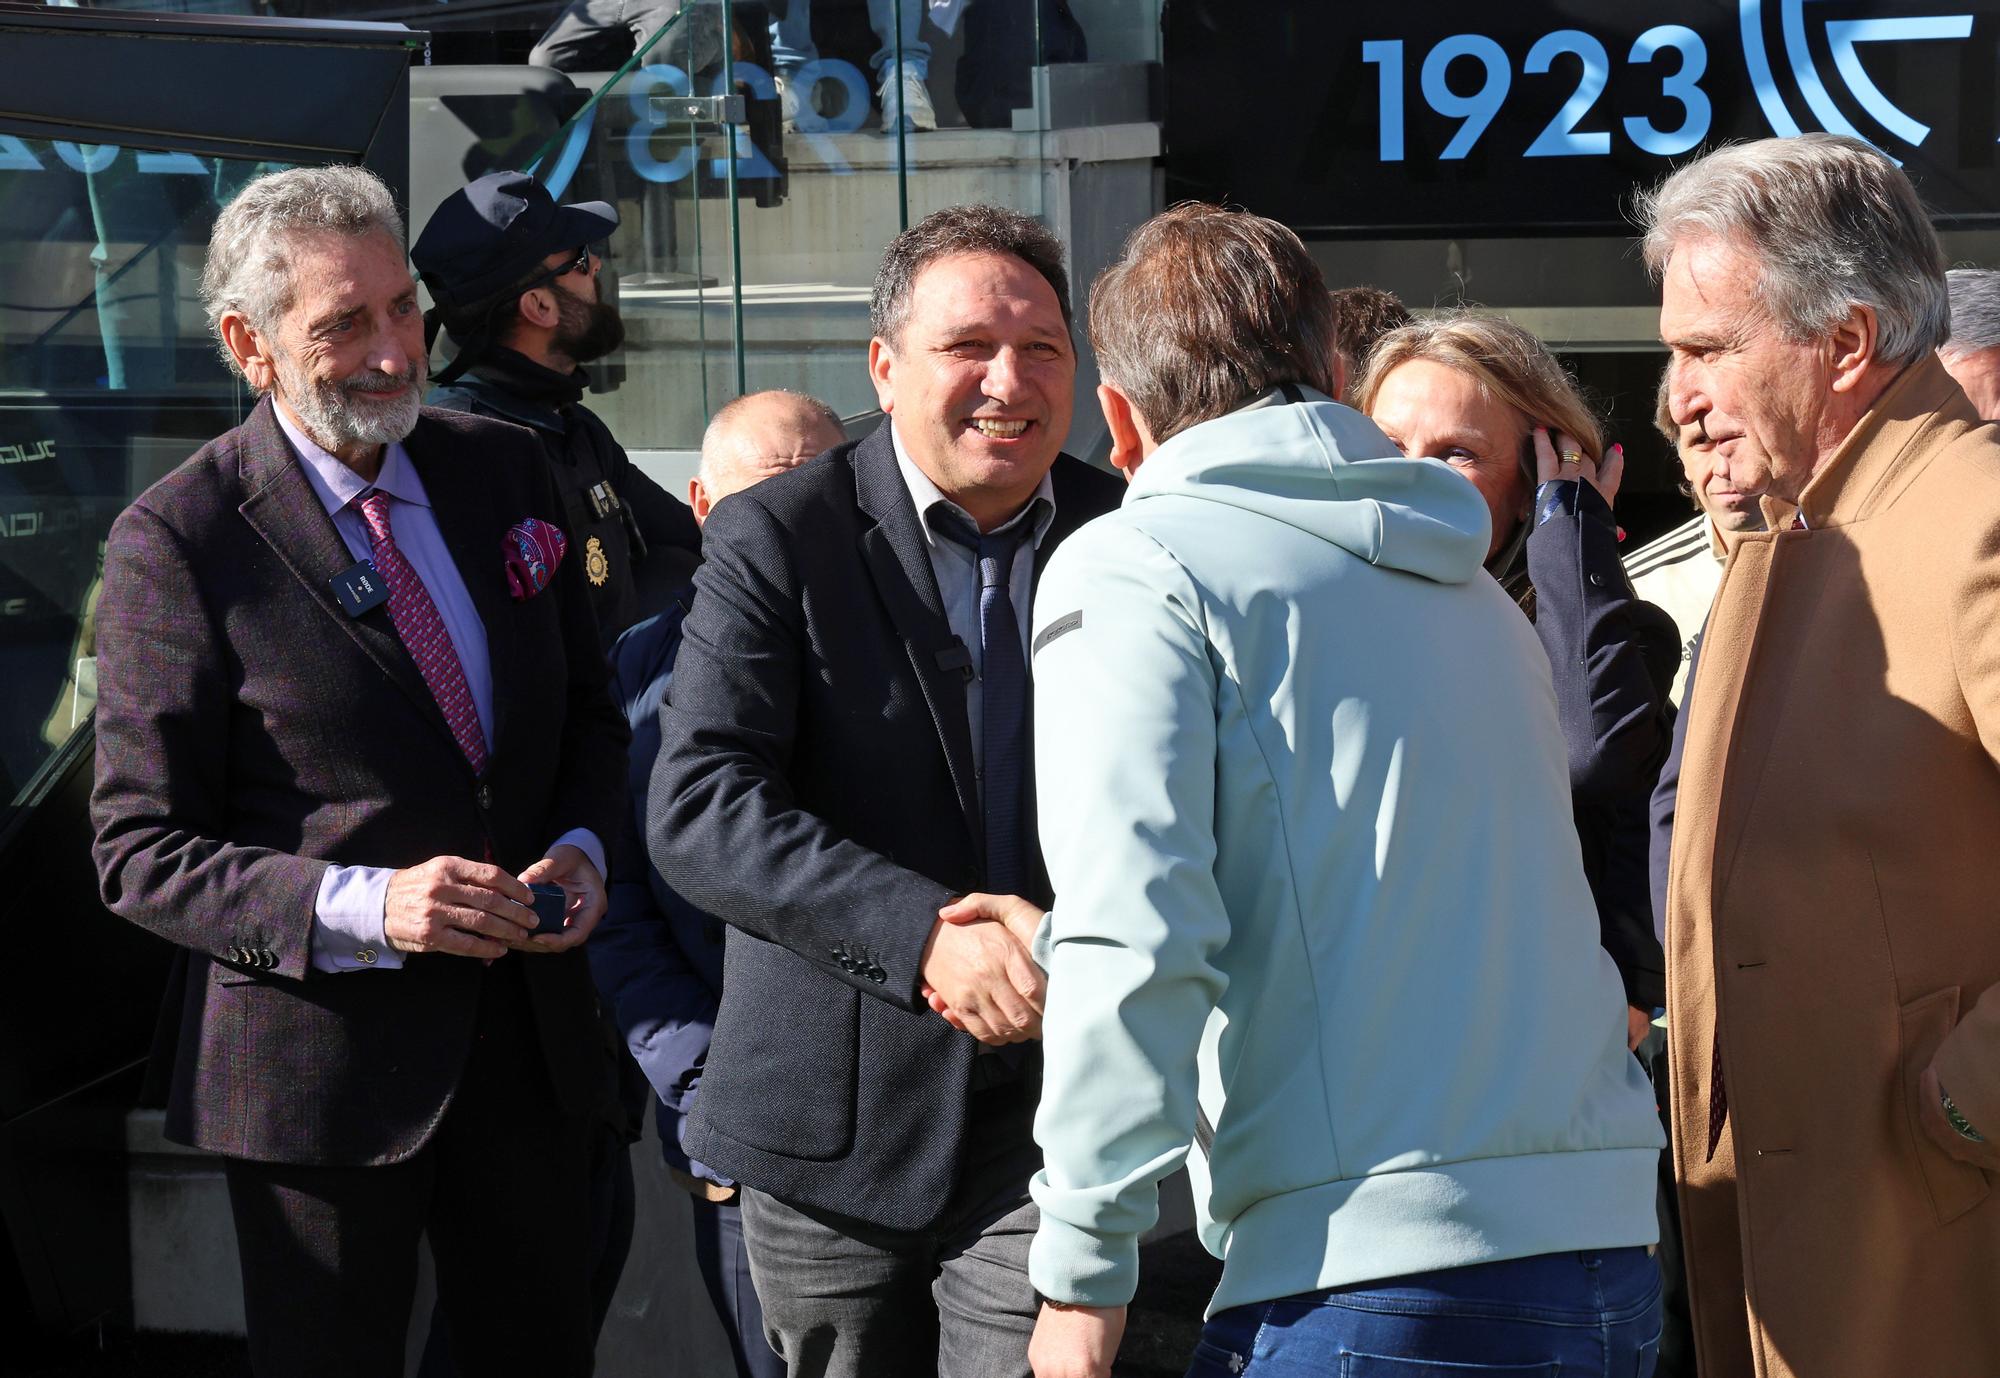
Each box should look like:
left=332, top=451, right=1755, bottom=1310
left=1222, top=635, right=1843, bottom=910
left=356, top=491, right=489, bottom=773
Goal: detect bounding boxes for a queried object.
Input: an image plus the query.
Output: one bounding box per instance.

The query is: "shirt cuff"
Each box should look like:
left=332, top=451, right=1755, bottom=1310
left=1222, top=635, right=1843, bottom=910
left=1032, top=908, right=1057, bottom=972
left=549, top=828, right=607, bottom=880
left=1534, top=477, right=1580, bottom=527
left=310, top=864, right=404, bottom=973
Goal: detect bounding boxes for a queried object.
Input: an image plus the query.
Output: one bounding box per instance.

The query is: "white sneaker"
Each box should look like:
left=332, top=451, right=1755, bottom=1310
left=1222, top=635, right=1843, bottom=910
left=878, top=70, right=937, bottom=132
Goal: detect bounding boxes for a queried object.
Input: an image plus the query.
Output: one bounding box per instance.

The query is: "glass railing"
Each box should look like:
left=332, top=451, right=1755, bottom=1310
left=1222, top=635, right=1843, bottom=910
left=0, top=141, right=301, bottom=807
left=408, top=0, right=1094, bottom=449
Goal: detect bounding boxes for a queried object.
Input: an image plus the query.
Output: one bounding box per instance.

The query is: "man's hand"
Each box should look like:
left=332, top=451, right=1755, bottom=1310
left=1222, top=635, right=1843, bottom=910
left=516, top=843, right=606, bottom=953
left=940, top=891, right=1047, bottom=951
left=917, top=893, right=1047, bottom=1045
left=1029, top=1302, right=1126, bottom=1378
left=384, top=855, right=538, bottom=958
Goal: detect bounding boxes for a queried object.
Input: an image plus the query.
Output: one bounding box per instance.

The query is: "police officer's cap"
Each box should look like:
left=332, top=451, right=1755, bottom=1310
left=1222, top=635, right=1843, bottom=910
left=412, top=171, right=619, bottom=313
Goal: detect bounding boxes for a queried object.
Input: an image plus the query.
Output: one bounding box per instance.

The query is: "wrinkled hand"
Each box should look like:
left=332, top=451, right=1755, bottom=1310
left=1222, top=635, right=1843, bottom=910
left=1534, top=426, right=1624, bottom=508
left=917, top=892, right=1047, bottom=1045
left=1029, top=1302, right=1126, bottom=1378
left=384, top=855, right=538, bottom=958
left=515, top=843, right=605, bottom=953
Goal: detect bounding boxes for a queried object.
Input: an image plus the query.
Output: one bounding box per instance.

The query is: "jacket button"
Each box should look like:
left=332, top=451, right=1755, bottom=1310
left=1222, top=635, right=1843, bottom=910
left=868, top=966, right=887, bottom=984
left=226, top=945, right=244, bottom=963
left=1588, top=572, right=1606, bottom=588
left=476, top=782, right=493, bottom=810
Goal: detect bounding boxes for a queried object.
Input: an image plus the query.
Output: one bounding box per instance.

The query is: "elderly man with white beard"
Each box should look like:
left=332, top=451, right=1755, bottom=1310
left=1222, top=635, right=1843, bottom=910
left=89, top=164, right=628, bottom=1377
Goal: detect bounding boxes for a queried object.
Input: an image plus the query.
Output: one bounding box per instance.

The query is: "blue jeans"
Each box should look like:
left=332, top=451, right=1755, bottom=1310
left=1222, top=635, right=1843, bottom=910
left=1186, top=1249, right=1662, bottom=1378
left=770, top=0, right=929, bottom=80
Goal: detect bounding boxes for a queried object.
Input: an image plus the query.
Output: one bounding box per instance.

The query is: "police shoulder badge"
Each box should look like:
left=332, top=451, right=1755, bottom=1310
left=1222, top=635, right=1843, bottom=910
left=584, top=535, right=610, bottom=587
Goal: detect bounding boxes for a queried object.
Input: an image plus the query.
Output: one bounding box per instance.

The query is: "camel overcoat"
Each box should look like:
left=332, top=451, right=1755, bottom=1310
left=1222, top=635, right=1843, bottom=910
left=1666, top=355, right=2000, bottom=1378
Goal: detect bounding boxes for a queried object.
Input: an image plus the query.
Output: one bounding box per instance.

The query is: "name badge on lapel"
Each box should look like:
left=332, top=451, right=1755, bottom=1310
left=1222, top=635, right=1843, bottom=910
left=330, top=559, right=392, bottom=618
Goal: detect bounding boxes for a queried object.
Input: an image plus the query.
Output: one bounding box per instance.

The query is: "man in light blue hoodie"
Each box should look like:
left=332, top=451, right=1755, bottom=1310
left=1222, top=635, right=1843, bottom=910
left=939, top=207, right=1664, bottom=1377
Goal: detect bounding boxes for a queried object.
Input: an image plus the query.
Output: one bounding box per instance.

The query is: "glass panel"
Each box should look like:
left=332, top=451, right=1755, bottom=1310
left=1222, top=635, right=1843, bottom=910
left=729, top=0, right=1056, bottom=420
left=0, top=141, right=298, bottom=806
left=454, top=4, right=745, bottom=452
left=488, top=0, right=1158, bottom=456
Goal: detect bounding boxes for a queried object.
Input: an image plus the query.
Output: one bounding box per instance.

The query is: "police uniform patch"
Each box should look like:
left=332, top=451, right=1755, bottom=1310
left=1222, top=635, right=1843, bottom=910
left=584, top=535, right=610, bottom=587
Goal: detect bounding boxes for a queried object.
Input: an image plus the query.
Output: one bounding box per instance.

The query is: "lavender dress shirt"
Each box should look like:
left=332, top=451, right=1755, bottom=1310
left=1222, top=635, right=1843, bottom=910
left=276, top=405, right=605, bottom=973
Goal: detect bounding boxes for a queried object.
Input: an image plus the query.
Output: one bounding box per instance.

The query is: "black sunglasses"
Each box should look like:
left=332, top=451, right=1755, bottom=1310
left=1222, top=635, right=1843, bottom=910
left=525, top=245, right=592, bottom=292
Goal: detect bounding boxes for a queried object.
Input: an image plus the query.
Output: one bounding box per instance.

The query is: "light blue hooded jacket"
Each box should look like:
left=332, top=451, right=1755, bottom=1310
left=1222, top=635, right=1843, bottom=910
left=1025, top=392, right=1664, bottom=1316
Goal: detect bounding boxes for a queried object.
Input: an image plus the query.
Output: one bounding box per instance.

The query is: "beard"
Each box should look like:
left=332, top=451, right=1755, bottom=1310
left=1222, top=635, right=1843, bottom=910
left=275, top=348, right=426, bottom=454
left=551, top=281, right=625, bottom=364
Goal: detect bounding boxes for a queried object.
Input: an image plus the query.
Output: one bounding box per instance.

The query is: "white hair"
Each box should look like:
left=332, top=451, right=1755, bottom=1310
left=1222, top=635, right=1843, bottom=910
left=200, top=165, right=406, bottom=388
left=1637, top=134, right=1949, bottom=366
left=1945, top=268, right=2000, bottom=358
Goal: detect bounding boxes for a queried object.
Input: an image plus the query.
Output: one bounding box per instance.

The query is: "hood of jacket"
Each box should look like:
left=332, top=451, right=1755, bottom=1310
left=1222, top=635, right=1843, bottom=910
left=1123, top=389, right=1491, bottom=585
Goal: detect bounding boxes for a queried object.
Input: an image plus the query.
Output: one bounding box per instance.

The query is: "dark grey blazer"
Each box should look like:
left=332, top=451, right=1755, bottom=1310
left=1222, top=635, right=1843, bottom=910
left=90, top=396, right=629, bottom=1166
left=650, top=421, right=1124, bottom=1231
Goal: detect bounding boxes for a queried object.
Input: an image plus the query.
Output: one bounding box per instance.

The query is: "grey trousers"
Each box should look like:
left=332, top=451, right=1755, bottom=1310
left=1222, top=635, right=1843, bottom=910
left=529, top=0, right=724, bottom=73
left=740, top=1083, right=1042, bottom=1378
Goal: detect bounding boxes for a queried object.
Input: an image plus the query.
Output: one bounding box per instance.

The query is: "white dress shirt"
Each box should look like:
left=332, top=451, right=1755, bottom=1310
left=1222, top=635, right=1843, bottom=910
left=890, top=423, right=1057, bottom=793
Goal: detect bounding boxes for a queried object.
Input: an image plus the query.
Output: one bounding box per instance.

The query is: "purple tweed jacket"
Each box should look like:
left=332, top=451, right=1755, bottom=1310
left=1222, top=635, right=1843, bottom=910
left=90, top=396, right=629, bottom=1166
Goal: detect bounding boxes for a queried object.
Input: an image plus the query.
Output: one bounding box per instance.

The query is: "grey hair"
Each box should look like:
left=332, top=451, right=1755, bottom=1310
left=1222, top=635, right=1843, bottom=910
left=1637, top=134, right=1948, bottom=366
left=698, top=390, right=844, bottom=492
left=1944, top=269, right=2000, bottom=358
left=200, top=165, right=407, bottom=386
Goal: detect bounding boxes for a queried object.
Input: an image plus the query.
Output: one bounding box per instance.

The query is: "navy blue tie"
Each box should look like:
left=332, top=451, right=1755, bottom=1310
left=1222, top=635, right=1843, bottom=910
left=930, top=507, right=1038, bottom=896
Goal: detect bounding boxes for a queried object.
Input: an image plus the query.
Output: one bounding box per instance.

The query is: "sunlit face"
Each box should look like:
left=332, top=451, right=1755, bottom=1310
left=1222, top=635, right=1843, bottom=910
left=868, top=251, right=1075, bottom=530
left=1659, top=235, right=1832, bottom=509
left=1368, top=358, right=1529, bottom=560
left=259, top=230, right=427, bottom=458
left=1676, top=415, right=1765, bottom=534
left=1942, top=344, right=2000, bottom=423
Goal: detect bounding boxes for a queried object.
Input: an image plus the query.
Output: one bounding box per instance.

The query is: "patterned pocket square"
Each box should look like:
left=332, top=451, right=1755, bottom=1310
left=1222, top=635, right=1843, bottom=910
left=504, top=518, right=567, bottom=601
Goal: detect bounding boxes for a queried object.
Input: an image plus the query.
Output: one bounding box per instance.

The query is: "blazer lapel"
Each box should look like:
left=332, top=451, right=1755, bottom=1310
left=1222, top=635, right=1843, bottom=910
left=851, top=424, right=983, bottom=857
left=233, top=398, right=461, bottom=754
left=404, top=415, right=522, bottom=764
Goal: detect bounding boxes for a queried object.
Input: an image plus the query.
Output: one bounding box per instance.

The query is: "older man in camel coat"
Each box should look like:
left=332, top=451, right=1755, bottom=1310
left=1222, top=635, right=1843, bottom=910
left=1644, top=135, right=2000, bottom=1378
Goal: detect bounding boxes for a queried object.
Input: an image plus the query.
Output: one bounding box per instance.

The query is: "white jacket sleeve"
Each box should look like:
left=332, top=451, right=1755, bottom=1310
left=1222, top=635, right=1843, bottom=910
left=1026, top=519, right=1232, bottom=1307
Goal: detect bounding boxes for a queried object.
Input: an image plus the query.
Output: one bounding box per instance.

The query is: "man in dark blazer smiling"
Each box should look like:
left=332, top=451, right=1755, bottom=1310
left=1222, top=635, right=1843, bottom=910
left=89, top=166, right=626, bottom=1377
left=648, top=205, right=1123, bottom=1377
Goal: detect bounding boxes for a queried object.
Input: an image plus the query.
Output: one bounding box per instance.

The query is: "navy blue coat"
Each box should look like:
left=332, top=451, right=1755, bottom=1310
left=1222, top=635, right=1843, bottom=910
left=587, top=588, right=731, bottom=1181
left=1650, top=631, right=1698, bottom=948
left=1526, top=479, right=1678, bottom=1010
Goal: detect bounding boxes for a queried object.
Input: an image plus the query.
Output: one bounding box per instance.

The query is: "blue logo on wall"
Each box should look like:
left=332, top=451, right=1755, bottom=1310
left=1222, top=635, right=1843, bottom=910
left=1740, top=1, right=1971, bottom=152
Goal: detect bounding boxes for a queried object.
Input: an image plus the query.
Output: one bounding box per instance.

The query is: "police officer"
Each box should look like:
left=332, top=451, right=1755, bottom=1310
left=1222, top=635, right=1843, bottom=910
left=410, top=173, right=695, bottom=1377
left=412, top=171, right=700, bottom=649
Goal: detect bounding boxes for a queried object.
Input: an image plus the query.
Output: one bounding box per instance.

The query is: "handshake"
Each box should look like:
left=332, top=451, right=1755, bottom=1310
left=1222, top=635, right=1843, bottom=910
left=918, top=893, right=1049, bottom=1046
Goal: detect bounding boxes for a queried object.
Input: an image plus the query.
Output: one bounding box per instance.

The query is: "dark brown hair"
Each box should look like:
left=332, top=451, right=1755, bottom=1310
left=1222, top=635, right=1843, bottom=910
left=1327, top=285, right=1412, bottom=380
left=870, top=204, right=1072, bottom=343
left=1088, top=203, right=1340, bottom=444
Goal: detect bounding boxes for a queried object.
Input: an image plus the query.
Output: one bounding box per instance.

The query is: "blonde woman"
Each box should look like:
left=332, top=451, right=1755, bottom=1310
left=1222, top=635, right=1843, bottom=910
left=1358, top=312, right=1678, bottom=1050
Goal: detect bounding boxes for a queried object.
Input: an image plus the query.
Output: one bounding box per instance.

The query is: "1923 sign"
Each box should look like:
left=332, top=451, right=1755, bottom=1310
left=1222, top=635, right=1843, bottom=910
left=1164, top=1, right=2000, bottom=235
